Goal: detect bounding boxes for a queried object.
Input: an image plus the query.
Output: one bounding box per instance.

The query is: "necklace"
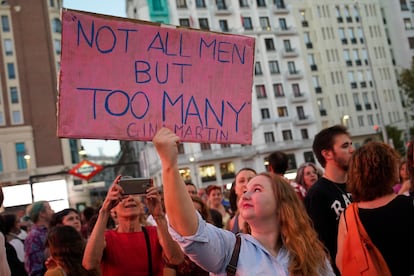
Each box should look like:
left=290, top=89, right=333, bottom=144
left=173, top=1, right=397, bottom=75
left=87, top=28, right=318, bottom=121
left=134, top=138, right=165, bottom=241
left=323, top=175, right=351, bottom=200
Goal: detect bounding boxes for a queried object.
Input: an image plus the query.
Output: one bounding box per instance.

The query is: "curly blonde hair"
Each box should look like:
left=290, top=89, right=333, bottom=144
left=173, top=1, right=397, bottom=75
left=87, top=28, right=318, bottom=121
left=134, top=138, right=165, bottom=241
left=247, top=173, right=330, bottom=275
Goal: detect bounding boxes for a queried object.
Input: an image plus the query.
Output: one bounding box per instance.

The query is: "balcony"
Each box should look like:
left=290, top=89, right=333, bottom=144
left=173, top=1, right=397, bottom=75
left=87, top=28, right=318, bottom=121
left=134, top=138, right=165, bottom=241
left=273, top=4, right=289, bottom=14
left=341, top=38, right=348, bottom=44
left=351, top=82, right=357, bottom=89
left=275, top=26, right=297, bottom=36
left=289, top=93, right=307, bottom=103
left=281, top=48, right=298, bottom=58
left=315, top=86, right=322, bottom=93
left=310, top=64, right=318, bottom=71
left=351, top=38, right=357, bottom=44
left=365, top=103, right=372, bottom=110
left=302, top=21, right=309, bottom=27
left=294, top=115, right=314, bottom=125
left=346, top=60, right=353, bottom=66
left=286, top=70, right=303, bottom=80
left=355, top=104, right=362, bottom=111
left=215, top=5, right=233, bottom=15
left=346, top=16, right=353, bottom=23
left=337, top=17, right=343, bottom=23
left=306, top=42, right=313, bottom=49
left=355, top=59, right=362, bottom=66
left=320, top=109, right=327, bottom=116
left=360, top=81, right=367, bottom=88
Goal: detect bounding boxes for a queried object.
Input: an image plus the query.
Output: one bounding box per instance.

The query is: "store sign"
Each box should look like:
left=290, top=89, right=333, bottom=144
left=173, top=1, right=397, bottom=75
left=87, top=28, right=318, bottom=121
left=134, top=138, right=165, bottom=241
left=68, top=160, right=104, bottom=180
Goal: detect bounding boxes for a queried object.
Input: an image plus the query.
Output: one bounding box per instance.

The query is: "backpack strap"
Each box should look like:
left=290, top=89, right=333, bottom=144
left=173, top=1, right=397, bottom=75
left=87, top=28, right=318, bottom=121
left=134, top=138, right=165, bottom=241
left=226, top=234, right=241, bottom=276
left=142, top=226, right=153, bottom=276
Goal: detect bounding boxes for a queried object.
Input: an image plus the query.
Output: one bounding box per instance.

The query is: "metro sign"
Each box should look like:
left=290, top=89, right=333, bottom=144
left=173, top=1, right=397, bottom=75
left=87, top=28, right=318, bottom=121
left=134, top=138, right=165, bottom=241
left=68, top=160, right=104, bottom=181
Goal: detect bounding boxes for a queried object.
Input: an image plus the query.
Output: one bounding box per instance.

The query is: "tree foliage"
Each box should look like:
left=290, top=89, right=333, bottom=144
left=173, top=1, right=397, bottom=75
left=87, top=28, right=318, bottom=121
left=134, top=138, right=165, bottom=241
left=399, top=61, right=414, bottom=106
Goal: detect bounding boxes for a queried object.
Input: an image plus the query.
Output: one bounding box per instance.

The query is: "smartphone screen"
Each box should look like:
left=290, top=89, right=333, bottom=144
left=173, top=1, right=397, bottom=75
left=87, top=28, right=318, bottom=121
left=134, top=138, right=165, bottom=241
left=118, top=178, right=152, bottom=195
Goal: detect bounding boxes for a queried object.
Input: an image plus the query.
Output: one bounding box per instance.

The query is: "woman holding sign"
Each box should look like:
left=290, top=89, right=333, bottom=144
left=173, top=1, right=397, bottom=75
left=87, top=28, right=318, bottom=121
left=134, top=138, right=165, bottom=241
left=82, top=178, right=183, bottom=276
left=153, top=128, right=334, bottom=275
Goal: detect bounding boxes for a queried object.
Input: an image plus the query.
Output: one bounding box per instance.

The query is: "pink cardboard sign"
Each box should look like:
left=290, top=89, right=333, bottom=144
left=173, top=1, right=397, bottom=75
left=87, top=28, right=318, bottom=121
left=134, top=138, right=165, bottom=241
left=57, top=9, right=255, bottom=144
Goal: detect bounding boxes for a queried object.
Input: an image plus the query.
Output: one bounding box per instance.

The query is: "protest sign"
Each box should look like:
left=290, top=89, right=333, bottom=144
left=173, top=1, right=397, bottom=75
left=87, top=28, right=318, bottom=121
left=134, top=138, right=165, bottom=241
left=57, top=9, right=255, bottom=144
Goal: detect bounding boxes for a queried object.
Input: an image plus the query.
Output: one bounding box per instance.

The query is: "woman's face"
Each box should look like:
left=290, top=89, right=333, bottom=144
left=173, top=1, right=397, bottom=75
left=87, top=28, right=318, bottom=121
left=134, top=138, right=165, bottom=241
left=303, top=165, right=318, bottom=189
left=62, top=211, right=81, bottom=233
left=238, top=175, right=276, bottom=224
left=400, top=163, right=409, bottom=181
left=208, top=189, right=223, bottom=207
left=235, top=170, right=257, bottom=197
left=115, top=195, right=145, bottom=219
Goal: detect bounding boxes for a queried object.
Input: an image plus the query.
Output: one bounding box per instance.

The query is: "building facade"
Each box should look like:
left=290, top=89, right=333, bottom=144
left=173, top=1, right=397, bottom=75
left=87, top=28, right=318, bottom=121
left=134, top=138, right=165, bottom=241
left=124, top=0, right=410, bottom=189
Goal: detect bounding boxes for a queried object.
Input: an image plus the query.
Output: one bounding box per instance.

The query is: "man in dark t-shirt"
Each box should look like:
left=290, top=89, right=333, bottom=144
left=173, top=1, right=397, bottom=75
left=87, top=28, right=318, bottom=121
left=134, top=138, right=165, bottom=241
left=305, top=125, right=354, bottom=275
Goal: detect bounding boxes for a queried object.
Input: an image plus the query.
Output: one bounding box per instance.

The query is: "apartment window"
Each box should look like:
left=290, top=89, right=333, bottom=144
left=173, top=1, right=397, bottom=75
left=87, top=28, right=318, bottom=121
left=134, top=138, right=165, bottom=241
left=338, top=28, right=345, bottom=40
left=282, top=130, right=293, bottom=141
left=308, top=53, right=316, bottom=65
left=177, top=143, right=185, bottom=154
left=343, top=49, right=350, bottom=62
left=287, top=61, right=297, bottom=74
left=269, top=60, right=280, bottom=74
left=273, top=83, right=284, bottom=97
left=264, top=132, right=275, bottom=143
left=404, top=18, right=413, bottom=30
left=1, top=15, right=10, bottom=32
left=256, top=84, right=267, bottom=98
left=200, top=143, right=211, bottom=151
left=261, top=108, right=270, bottom=119
left=265, top=38, right=275, bottom=51
left=400, top=0, right=409, bottom=11
left=177, top=0, right=187, bottom=8
left=277, top=106, right=288, bottom=117
left=200, top=164, right=216, bottom=182
left=367, top=114, right=374, bottom=126
left=4, top=39, right=12, bottom=56
left=255, top=62, right=263, bottom=75
left=199, top=18, right=209, bottom=30
left=279, top=18, right=287, bottom=30
left=286, top=154, right=297, bottom=170
left=409, top=37, right=414, bottom=49
left=275, top=0, right=285, bottom=9
left=54, top=39, right=61, bottom=55
left=196, top=0, right=206, bottom=8
left=300, top=129, right=309, bottom=139
left=297, top=106, right=306, bottom=119
left=220, top=161, right=235, bottom=180
left=216, top=0, right=227, bottom=10
left=12, top=110, right=22, bottom=124
left=179, top=167, right=191, bottom=182
left=7, top=63, right=15, bottom=79
left=52, top=18, right=61, bottom=33
left=242, top=17, right=253, bottom=30
left=257, top=0, right=266, bottom=7
left=283, top=40, right=292, bottom=51
left=304, top=151, right=315, bottom=163
left=239, top=0, right=249, bottom=7
left=259, top=17, right=270, bottom=30
left=335, top=6, right=341, bottom=17
left=10, top=87, right=18, bottom=104
left=219, top=20, right=229, bottom=32
left=292, top=83, right=301, bottom=97
left=50, top=0, right=55, bottom=7
left=16, top=142, right=27, bottom=170
left=357, top=115, right=364, bottom=127
left=179, top=18, right=190, bottom=27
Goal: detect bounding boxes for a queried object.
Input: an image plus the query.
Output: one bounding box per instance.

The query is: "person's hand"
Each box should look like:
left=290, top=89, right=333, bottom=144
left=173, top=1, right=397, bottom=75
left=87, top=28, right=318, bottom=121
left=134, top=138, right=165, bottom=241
left=146, top=187, right=164, bottom=218
left=101, top=175, right=124, bottom=212
left=152, top=128, right=180, bottom=167
left=45, top=257, right=57, bottom=269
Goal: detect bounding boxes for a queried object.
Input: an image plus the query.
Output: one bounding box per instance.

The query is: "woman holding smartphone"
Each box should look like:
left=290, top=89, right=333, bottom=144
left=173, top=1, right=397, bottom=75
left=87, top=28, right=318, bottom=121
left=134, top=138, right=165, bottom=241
left=82, top=176, right=183, bottom=276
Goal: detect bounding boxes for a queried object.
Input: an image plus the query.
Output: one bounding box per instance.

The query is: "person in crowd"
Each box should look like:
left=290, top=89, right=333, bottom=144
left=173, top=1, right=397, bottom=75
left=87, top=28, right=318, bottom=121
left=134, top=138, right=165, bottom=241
left=185, top=182, right=197, bottom=196
left=0, top=188, right=11, bottom=276
left=153, top=127, right=334, bottom=275
left=80, top=206, right=96, bottom=239
left=267, top=151, right=307, bottom=199
left=24, top=201, right=54, bottom=276
left=197, top=188, right=208, bottom=204
left=3, top=212, right=25, bottom=264
left=206, top=185, right=231, bottom=228
left=336, top=141, right=414, bottom=275
left=82, top=176, right=183, bottom=275
left=397, top=141, right=414, bottom=196
left=45, top=225, right=98, bottom=276
left=304, top=125, right=354, bottom=275
left=50, top=208, right=81, bottom=233
left=226, top=168, right=257, bottom=233
left=295, top=162, right=322, bottom=191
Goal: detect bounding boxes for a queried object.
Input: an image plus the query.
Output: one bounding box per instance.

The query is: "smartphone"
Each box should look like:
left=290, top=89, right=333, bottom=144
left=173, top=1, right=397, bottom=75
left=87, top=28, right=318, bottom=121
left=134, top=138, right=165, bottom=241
left=118, top=177, right=153, bottom=195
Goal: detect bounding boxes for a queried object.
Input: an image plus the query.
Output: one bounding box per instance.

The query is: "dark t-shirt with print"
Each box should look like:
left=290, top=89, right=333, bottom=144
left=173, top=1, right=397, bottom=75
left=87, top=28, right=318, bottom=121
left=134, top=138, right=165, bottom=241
left=304, top=177, right=352, bottom=275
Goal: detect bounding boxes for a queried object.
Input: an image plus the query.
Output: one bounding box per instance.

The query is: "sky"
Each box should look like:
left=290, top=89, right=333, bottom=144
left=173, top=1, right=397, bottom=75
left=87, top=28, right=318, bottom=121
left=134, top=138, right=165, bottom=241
left=62, top=0, right=126, bottom=156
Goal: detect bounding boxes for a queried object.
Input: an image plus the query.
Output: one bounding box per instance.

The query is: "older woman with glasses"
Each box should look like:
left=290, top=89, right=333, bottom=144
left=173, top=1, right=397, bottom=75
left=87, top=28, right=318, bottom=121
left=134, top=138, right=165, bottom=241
left=295, top=162, right=322, bottom=191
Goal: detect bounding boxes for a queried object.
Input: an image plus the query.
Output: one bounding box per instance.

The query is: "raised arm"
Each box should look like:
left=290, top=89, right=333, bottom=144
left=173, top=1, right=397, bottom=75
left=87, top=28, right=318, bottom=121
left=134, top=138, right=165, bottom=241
left=82, top=175, right=123, bottom=270
left=152, top=128, right=198, bottom=236
left=146, top=187, right=184, bottom=265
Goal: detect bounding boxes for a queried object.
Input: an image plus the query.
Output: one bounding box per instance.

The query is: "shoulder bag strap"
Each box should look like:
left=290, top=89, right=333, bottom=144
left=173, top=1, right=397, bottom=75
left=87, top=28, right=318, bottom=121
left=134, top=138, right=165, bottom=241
left=142, top=226, right=153, bottom=276
left=226, top=234, right=241, bottom=276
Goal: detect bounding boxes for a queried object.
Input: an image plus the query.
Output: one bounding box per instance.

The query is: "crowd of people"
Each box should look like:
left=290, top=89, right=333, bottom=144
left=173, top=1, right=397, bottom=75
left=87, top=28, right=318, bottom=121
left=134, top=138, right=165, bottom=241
left=0, top=124, right=413, bottom=275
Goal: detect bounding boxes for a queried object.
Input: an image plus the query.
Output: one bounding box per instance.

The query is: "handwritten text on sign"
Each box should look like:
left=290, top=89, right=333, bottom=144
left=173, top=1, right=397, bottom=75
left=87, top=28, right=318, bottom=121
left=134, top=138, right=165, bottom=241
left=57, top=10, right=255, bottom=143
